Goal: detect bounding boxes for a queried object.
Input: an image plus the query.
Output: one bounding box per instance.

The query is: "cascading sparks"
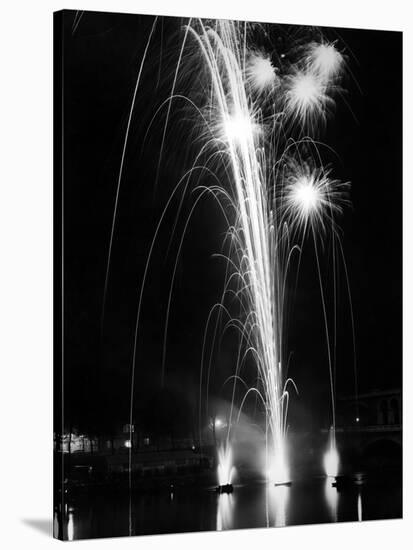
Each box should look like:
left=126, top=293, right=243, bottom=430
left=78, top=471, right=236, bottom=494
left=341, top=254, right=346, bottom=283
left=189, top=20, right=349, bottom=485
left=122, top=18, right=351, bottom=496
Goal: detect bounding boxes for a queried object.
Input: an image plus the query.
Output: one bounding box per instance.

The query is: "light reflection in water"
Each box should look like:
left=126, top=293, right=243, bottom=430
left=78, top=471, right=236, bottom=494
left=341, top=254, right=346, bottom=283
left=216, top=493, right=234, bottom=531
left=67, top=510, right=74, bottom=541
left=53, top=511, right=59, bottom=539
left=357, top=490, right=363, bottom=522
left=324, top=478, right=339, bottom=522
left=266, top=485, right=290, bottom=527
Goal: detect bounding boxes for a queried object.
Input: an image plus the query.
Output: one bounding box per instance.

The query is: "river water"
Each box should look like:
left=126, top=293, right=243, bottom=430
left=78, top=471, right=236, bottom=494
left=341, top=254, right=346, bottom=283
left=58, top=471, right=402, bottom=540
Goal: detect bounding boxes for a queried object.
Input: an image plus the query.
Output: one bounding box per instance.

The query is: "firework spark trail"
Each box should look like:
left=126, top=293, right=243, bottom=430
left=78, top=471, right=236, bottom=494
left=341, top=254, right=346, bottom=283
left=71, top=11, right=84, bottom=36
left=101, top=17, right=158, bottom=341
left=120, top=16, right=354, bottom=502
left=217, top=443, right=235, bottom=486
left=281, top=159, right=350, bottom=437
left=188, top=19, right=294, bottom=483
left=187, top=20, right=352, bottom=484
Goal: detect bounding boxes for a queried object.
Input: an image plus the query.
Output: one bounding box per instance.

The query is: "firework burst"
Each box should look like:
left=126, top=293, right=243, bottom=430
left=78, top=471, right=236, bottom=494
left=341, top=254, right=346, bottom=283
left=284, top=70, right=332, bottom=132
left=282, top=161, right=350, bottom=237
left=246, top=51, right=279, bottom=96
left=306, top=41, right=345, bottom=80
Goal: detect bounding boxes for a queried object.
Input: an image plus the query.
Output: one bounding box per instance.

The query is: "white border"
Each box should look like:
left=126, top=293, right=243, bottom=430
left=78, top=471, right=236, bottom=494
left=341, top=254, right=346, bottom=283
left=0, top=1, right=411, bottom=548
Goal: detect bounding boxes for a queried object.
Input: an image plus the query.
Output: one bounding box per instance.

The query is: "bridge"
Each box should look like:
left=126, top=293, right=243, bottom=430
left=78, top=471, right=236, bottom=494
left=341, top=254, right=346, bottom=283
left=334, top=389, right=402, bottom=467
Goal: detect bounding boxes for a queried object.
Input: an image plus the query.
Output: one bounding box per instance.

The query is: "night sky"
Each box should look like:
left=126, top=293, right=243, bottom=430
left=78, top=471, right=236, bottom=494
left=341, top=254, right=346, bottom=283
left=57, top=11, right=402, bottom=439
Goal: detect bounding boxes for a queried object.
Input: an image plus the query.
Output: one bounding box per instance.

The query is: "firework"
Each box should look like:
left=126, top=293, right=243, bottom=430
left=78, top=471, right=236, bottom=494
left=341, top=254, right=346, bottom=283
left=188, top=19, right=294, bottom=483
left=305, top=41, right=345, bottom=80
left=187, top=19, right=349, bottom=485
left=246, top=51, right=279, bottom=96
left=284, top=69, right=332, bottom=132
left=324, top=426, right=340, bottom=478
left=217, top=442, right=235, bottom=486
left=124, top=17, right=351, bottom=493
left=282, top=160, right=349, bottom=238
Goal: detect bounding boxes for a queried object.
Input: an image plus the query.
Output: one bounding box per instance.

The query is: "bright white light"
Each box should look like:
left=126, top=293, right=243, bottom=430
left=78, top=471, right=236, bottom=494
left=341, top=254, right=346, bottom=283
left=216, top=492, right=234, bottom=531
left=215, top=418, right=223, bottom=428
left=217, top=443, right=235, bottom=486
left=267, top=484, right=290, bottom=527
left=287, top=71, right=325, bottom=109
left=223, top=112, right=259, bottom=144
left=356, top=417, right=360, bottom=423
left=267, top=442, right=290, bottom=485
left=324, top=428, right=340, bottom=478
left=124, top=439, right=132, bottom=448
left=283, top=162, right=348, bottom=235
left=67, top=511, right=74, bottom=541
left=357, top=491, right=363, bottom=522
left=324, top=446, right=339, bottom=478
left=285, top=70, right=330, bottom=130
left=246, top=53, right=278, bottom=94
left=285, top=171, right=324, bottom=231
left=324, top=477, right=338, bottom=522
left=308, top=42, right=344, bottom=80
left=292, top=176, right=321, bottom=214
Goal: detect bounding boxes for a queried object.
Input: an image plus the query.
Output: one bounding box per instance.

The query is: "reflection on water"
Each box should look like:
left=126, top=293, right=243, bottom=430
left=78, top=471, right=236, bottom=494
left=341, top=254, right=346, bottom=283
left=58, top=473, right=401, bottom=540
left=67, top=509, right=74, bottom=541
left=216, top=493, right=234, bottom=531
left=53, top=511, right=59, bottom=538
left=324, top=479, right=338, bottom=522
left=266, top=485, right=290, bottom=527
left=357, top=490, right=363, bottom=522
